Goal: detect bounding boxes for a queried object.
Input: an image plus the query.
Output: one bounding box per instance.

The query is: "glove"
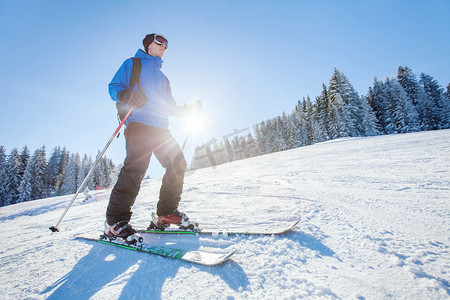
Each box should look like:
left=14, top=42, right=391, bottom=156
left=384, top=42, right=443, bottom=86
left=118, top=88, right=148, bottom=109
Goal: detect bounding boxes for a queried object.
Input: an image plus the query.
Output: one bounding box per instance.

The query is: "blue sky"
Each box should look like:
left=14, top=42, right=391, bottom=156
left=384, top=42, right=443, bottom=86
left=1, top=0, right=449, bottom=177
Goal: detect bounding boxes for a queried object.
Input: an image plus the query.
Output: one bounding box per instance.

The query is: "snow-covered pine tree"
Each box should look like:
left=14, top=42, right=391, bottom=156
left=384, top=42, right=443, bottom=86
left=397, top=67, right=426, bottom=107
left=280, top=112, right=291, bottom=150
left=56, top=147, right=70, bottom=195
left=260, top=120, right=271, bottom=154
left=111, top=162, right=122, bottom=185
left=324, top=91, right=344, bottom=139
left=397, top=66, right=436, bottom=131
left=46, top=146, right=62, bottom=195
left=367, top=78, right=393, bottom=134
left=444, top=83, right=450, bottom=128
left=61, top=153, right=80, bottom=195
left=255, top=121, right=268, bottom=155
left=328, top=69, right=349, bottom=137
left=328, top=68, right=367, bottom=137
left=315, top=85, right=332, bottom=139
left=92, top=152, right=105, bottom=189
left=14, top=146, right=31, bottom=204
left=264, top=119, right=276, bottom=154
left=86, top=156, right=95, bottom=190
left=292, top=100, right=306, bottom=147
left=384, top=77, right=400, bottom=134
left=77, top=154, right=88, bottom=190
left=38, top=146, right=50, bottom=198
left=0, top=146, right=7, bottom=206
left=223, top=138, right=233, bottom=162
left=4, top=148, right=23, bottom=205
left=274, top=115, right=288, bottom=152
left=246, top=132, right=258, bottom=158
left=232, top=135, right=245, bottom=160
left=230, top=136, right=239, bottom=160
left=446, top=83, right=450, bottom=102
left=17, top=147, right=48, bottom=202
left=239, top=135, right=249, bottom=159
left=253, top=123, right=263, bottom=156
left=285, top=111, right=299, bottom=149
left=385, top=77, right=420, bottom=134
left=19, top=146, right=30, bottom=179
left=270, top=117, right=284, bottom=153
left=18, top=167, right=33, bottom=203
left=306, top=96, right=324, bottom=144
left=78, top=154, right=95, bottom=191
left=102, top=157, right=115, bottom=188
left=420, top=73, right=448, bottom=130
left=360, top=95, right=380, bottom=136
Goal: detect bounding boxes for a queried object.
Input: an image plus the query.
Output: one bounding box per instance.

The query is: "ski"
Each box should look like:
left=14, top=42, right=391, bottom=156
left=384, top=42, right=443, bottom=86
left=75, top=236, right=237, bottom=266
left=137, top=219, right=300, bottom=236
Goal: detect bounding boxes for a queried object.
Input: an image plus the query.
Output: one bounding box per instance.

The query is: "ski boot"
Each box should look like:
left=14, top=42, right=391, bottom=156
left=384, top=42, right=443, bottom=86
left=102, top=221, right=143, bottom=245
left=147, top=210, right=200, bottom=231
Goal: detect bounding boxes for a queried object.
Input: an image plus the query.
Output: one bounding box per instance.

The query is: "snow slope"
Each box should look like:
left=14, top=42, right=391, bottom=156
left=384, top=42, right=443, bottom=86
left=1, top=130, right=449, bottom=299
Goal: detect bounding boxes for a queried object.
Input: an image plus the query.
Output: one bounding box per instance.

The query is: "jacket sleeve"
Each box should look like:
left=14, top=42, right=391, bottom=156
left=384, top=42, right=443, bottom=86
left=165, top=78, right=186, bottom=117
left=108, top=59, right=133, bottom=102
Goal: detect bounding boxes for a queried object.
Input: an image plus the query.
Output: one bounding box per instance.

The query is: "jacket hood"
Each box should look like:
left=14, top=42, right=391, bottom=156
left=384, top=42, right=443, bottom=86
left=135, top=49, right=162, bottom=69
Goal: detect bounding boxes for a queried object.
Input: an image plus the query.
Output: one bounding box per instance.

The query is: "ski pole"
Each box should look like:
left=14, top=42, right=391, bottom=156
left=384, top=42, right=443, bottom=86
left=181, top=134, right=189, bottom=152
left=49, top=107, right=133, bottom=232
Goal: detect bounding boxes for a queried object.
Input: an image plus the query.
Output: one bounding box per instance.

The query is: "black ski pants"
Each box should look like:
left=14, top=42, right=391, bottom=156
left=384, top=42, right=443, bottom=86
left=106, top=122, right=186, bottom=225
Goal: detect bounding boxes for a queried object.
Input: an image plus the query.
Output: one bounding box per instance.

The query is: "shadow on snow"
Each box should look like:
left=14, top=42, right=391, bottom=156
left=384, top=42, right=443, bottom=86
left=41, top=239, right=249, bottom=299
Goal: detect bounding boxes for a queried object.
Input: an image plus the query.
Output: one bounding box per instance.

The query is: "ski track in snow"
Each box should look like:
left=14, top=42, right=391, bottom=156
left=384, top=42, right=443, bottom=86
left=0, top=130, right=449, bottom=299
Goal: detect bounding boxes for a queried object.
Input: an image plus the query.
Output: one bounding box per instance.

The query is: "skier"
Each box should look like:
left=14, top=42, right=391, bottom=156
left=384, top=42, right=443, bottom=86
left=105, top=34, right=199, bottom=242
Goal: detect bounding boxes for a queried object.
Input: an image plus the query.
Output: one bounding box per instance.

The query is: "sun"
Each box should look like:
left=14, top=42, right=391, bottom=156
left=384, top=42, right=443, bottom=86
left=184, top=111, right=206, bottom=135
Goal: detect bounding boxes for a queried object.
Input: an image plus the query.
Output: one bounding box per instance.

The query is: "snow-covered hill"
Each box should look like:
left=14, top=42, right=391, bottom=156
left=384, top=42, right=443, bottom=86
left=1, top=130, right=449, bottom=299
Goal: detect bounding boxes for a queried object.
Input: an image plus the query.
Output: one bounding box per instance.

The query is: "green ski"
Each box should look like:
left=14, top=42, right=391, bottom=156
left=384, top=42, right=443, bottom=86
left=75, top=236, right=236, bottom=266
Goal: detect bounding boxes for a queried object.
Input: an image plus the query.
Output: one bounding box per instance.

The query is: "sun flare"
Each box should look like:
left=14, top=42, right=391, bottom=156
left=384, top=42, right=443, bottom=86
left=184, top=112, right=206, bottom=135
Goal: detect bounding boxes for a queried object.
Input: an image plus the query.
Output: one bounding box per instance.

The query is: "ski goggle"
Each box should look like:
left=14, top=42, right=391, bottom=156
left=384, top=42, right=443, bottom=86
left=153, top=34, right=168, bottom=49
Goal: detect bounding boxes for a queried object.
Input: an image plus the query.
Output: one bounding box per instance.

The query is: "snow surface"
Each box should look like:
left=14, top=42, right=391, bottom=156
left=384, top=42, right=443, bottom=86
left=1, top=130, right=449, bottom=299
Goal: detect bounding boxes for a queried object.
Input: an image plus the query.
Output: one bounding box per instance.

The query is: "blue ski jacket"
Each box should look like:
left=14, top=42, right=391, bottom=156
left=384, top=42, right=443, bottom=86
left=108, top=49, right=178, bottom=128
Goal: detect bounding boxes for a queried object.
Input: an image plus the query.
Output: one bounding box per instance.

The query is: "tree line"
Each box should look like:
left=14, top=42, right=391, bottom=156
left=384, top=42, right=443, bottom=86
left=0, top=145, right=117, bottom=207
left=191, top=66, right=449, bottom=168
